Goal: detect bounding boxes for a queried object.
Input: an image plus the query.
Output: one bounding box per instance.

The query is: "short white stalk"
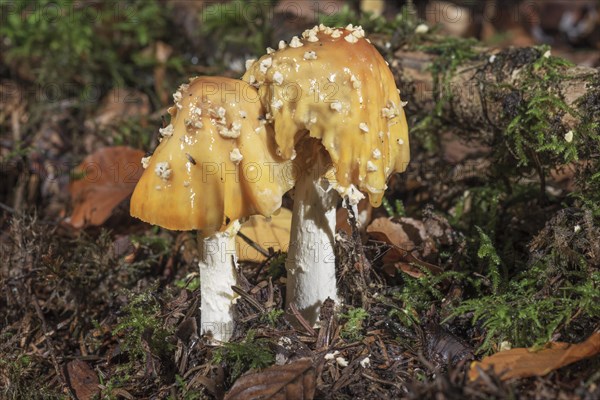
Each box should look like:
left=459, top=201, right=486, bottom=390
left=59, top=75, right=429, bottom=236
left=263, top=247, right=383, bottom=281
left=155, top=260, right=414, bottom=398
left=286, top=164, right=339, bottom=325
left=198, top=220, right=241, bottom=342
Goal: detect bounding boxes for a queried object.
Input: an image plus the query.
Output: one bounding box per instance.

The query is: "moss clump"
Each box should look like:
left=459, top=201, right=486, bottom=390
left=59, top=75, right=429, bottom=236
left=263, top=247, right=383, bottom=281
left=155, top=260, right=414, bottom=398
left=340, top=307, right=369, bottom=341
left=200, top=0, right=274, bottom=61
left=503, top=48, right=576, bottom=166
left=382, top=197, right=406, bottom=218
left=448, top=208, right=600, bottom=353
left=260, top=309, right=285, bottom=327
left=571, top=77, right=600, bottom=215
left=412, top=37, right=482, bottom=151
left=389, top=269, right=465, bottom=327
left=113, top=289, right=175, bottom=365
left=212, top=330, right=275, bottom=382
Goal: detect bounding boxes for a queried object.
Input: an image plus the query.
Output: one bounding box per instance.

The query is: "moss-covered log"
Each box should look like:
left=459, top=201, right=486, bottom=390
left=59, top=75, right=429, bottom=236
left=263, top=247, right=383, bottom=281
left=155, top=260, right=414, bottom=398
left=391, top=44, right=599, bottom=133
left=385, top=37, right=599, bottom=209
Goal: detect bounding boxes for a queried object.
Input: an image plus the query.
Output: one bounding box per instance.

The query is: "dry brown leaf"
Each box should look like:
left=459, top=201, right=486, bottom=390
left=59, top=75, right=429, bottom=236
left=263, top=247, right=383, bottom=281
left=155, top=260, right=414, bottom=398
left=66, top=360, right=100, bottom=400
left=367, top=217, right=437, bottom=259
left=224, top=358, right=316, bottom=400
left=366, top=217, right=443, bottom=275
left=396, top=262, right=425, bottom=278
left=68, top=146, right=145, bottom=228
left=236, top=208, right=292, bottom=263
left=367, top=217, right=417, bottom=253
left=469, top=331, right=600, bottom=381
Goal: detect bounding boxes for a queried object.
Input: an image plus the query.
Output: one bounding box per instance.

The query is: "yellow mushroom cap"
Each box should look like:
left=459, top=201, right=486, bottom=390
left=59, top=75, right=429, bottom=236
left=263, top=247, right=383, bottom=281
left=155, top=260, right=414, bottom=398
left=130, top=77, right=293, bottom=235
left=242, top=25, right=410, bottom=207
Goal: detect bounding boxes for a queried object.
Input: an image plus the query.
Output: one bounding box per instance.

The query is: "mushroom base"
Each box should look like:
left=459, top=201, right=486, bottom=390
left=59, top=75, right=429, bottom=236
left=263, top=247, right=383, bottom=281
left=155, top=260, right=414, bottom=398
left=285, top=165, right=339, bottom=325
left=198, top=221, right=241, bottom=342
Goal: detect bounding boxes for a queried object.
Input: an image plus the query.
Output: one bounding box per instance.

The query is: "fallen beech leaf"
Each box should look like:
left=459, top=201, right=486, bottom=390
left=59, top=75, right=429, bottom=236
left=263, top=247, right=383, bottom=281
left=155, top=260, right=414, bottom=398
left=66, top=360, right=100, bottom=400
left=236, top=208, right=292, bottom=263
left=469, top=331, right=600, bottom=381
left=367, top=217, right=417, bottom=253
left=367, top=217, right=443, bottom=275
left=68, top=146, right=145, bottom=228
left=225, top=358, right=316, bottom=400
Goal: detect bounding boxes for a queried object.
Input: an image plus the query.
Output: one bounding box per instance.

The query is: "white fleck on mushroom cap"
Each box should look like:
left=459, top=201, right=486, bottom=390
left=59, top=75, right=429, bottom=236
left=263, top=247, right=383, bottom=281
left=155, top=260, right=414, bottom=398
left=131, top=77, right=293, bottom=235
left=242, top=25, right=410, bottom=207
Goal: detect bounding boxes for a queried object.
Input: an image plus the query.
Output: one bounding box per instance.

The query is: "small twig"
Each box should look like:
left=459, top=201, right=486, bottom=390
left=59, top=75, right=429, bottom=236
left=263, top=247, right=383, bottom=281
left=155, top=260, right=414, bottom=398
left=30, top=288, right=73, bottom=398
left=231, top=285, right=266, bottom=313
left=361, top=238, right=444, bottom=280
left=252, top=251, right=277, bottom=282
left=237, top=231, right=270, bottom=258
left=288, top=303, right=317, bottom=336
left=361, top=372, right=404, bottom=390
left=0, top=201, right=16, bottom=213
left=416, top=351, right=438, bottom=373
left=376, top=334, right=392, bottom=370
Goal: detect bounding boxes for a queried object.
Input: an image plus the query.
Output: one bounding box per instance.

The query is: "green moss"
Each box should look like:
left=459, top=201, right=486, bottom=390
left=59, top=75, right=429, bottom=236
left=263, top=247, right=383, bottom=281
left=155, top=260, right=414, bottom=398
left=213, top=330, right=274, bottom=382
left=340, top=307, right=369, bottom=341
left=260, top=309, right=284, bottom=327
left=448, top=208, right=600, bottom=353
left=502, top=47, right=578, bottom=169
left=200, top=0, right=274, bottom=61
left=390, top=269, right=466, bottom=327
left=113, top=288, right=174, bottom=364
left=174, top=273, right=200, bottom=291
left=570, top=77, right=600, bottom=214
left=411, top=37, right=481, bottom=151
left=382, top=197, right=406, bottom=218
left=267, top=252, right=287, bottom=280
left=169, top=375, right=204, bottom=400
left=475, top=226, right=502, bottom=294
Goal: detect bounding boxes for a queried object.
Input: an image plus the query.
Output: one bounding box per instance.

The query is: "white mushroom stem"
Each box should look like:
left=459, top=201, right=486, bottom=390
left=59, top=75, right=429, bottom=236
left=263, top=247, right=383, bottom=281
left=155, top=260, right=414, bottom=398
left=286, top=161, right=339, bottom=325
left=198, top=220, right=241, bottom=342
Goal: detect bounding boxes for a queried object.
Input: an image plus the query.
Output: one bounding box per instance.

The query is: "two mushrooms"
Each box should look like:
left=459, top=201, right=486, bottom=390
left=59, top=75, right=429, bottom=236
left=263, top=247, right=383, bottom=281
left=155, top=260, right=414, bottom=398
left=130, top=25, right=410, bottom=342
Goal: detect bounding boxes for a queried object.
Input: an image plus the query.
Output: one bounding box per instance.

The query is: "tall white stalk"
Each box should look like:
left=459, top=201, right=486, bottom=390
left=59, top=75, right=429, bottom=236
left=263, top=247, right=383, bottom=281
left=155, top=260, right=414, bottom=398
left=286, top=163, right=339, bottom=325
left=198, top=220, right=241, bottom=342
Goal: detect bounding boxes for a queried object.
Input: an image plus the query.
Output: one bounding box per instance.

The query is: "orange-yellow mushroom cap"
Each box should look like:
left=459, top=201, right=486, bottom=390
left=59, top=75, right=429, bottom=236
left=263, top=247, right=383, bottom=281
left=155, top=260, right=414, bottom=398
left=242, top=24, right=410, bottom=207
left=130, top=77, right=293, bottom=235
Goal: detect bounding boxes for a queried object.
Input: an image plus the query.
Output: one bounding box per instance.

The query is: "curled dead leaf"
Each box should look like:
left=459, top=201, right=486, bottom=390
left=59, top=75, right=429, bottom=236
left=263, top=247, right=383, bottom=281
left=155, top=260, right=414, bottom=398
left=224, top=358, right=316, bottom=400
left=469, top=331, right=600, bottom=381
left=367, top=217, right=417, bottom=254
left=366, top=217, right=442, bottom=275
left=68, top=146, right=145, bottom=228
